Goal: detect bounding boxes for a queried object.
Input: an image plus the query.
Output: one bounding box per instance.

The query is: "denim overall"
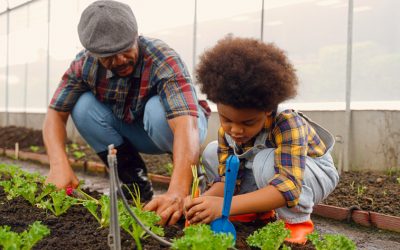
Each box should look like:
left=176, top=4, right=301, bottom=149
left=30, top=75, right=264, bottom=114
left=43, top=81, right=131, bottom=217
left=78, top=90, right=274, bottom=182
left=202, top=110, right=339, bottom=223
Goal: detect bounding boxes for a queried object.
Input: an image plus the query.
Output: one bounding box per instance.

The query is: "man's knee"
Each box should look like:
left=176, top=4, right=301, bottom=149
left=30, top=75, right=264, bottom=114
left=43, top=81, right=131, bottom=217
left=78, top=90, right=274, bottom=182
left=201, top=141, right=219, bottom=182
left=143, top=96, right=168, bottom=132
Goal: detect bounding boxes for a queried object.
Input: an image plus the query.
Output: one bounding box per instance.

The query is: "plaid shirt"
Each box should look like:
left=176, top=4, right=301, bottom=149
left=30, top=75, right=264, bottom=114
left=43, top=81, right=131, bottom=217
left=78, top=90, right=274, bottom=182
left=217, top=109, right=327, bottom=207
left=50, top=36, right=209, bottom=122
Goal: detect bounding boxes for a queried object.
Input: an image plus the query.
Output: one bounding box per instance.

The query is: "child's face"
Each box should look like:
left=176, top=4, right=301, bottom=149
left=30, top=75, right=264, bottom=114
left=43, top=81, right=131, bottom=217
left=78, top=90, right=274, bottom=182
left=217, top=103, right=272, bottom=145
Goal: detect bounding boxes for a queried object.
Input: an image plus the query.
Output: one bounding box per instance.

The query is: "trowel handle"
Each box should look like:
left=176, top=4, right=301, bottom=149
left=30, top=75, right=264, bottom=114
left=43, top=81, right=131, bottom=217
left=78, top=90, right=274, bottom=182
left=221, top=155, right=240, bottom=217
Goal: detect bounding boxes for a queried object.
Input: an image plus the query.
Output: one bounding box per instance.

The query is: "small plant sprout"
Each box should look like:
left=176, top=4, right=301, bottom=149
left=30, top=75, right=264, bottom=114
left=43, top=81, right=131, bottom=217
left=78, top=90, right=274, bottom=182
left=124, top=183, right=142, bottom=209
left=397, top=177, right=400, bottom=184
left=165, top=163, right=173, bottom=176
left=0, top=221, right=50, bottom=250
left=349, top=180, right=355, bottom=190
left=185, top=165, right=201, bottom=227
left=246, top=220, right=290, bottom=250
left=29, top=145, right=40, bottom=153
left=172, top=224, right=234, bottom=250
left=307, top=231, right=356, bottom=250
left=73, top=151, right=86, bottom=159
left=119, top=205, right=164, bottom=250
left=81, top=194, right=111, bottom=228
left=38, top=189, right=77, bottom=216
left=356, top=185, right=367, bottom=197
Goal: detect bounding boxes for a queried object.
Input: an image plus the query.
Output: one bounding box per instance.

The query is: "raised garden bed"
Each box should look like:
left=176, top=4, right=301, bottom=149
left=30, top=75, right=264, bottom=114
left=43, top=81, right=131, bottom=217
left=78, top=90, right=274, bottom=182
left=1, top=165, right=325, bottom=250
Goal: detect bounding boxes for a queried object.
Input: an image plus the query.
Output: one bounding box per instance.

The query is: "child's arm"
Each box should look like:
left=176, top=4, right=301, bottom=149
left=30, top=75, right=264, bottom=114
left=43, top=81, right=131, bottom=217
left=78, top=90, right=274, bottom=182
left=201, top=182, right=224, bottom=197
left=186, top=184, right=285, bottom=224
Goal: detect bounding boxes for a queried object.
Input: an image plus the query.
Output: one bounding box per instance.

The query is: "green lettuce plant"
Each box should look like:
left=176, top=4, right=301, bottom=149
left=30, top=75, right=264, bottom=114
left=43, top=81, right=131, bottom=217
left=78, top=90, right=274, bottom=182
left=172, top=224, right=235, bottom=250
left=246, top=220, right=290, bottom=250
left=307, top=231, right=356, bottom=250
left=0, top=221, right=50, bottom=250
left=38, top=189, right=77, bottom=216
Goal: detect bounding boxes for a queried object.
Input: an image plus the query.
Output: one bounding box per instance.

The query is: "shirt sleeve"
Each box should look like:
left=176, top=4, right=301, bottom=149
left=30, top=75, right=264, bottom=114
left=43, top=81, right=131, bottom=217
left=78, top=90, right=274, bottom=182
left=156, top=56, right=200, bottom=119
left=217, top=127, right=234, bottom=176
left=269, top=111, right=308, bottom=208
left=49, top=52, right=89, bottom=112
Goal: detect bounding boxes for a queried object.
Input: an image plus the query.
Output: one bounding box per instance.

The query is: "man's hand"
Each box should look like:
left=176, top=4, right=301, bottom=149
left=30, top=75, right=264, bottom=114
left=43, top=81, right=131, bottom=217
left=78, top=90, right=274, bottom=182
left=144, top=191, right=185, bottom=226
left=45, top=166, right=79, bottom=190
left=185, top=196, right=223, bottom=224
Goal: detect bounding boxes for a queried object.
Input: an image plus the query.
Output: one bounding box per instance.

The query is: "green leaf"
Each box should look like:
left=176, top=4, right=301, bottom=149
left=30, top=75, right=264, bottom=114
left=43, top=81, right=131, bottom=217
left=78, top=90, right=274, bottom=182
left=246, top=220, right=290, bottom=250
left=172, top=224, right=234, bottom=250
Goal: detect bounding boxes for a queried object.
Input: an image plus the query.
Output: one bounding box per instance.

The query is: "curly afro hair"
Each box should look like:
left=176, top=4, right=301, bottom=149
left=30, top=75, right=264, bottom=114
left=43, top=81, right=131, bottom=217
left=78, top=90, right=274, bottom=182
left=196, top=36, right=298, bottom=111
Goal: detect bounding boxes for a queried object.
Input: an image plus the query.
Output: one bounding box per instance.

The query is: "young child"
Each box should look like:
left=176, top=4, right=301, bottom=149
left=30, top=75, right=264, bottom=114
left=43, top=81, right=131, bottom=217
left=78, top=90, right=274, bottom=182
left=184, top=36, right=339, bottom=244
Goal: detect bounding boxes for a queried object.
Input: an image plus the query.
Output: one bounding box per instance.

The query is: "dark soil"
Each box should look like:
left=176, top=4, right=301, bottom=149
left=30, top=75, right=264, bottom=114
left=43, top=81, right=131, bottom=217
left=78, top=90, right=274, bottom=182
left=1, top=126, right=399, bottom=217
left=0, top=185, right=313, bottom=250
left=0, top=126, right=172, bottom=176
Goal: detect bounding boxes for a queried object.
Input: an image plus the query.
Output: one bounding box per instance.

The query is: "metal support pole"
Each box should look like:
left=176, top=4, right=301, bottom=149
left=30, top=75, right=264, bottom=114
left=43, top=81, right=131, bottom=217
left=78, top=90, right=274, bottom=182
left=46, top=0, right=51, bottom=108
left=192, top=0, right=197, bottom=82
left=261, top=0, right=264, bottom=41
left=5, top=3, right=10, bottom=126
left=107, top=144, right=121, bottom=250
left=343, top=0, right=353, bottom=172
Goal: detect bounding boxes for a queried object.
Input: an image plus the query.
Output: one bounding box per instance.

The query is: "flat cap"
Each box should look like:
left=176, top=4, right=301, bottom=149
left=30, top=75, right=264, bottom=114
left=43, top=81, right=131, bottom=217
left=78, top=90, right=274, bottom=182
left=78, top=0, right=138, bottom=57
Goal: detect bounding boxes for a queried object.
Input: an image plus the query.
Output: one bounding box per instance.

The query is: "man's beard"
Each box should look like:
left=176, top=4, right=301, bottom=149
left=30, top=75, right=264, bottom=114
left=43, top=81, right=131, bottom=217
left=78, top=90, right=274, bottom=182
left=111, top=60, right=135, bottom=75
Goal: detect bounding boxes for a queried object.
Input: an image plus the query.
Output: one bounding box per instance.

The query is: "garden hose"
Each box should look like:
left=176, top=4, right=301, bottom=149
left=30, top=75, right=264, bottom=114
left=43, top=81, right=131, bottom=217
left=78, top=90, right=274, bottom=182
left=108, top=145, right=173, bottom=247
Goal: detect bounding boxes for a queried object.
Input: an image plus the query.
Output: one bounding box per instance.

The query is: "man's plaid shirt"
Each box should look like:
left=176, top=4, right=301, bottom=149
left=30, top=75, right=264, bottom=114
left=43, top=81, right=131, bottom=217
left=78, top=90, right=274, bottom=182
left=217, top=110, right=327, bottom=207
left=50, top=36, right=209, bottom=122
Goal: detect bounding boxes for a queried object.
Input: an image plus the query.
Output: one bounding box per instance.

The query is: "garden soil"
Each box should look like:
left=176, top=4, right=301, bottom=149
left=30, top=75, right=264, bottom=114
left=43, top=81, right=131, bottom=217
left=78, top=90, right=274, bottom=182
left=1, top=126, right=399, bottom=217
left=1, top=157, right=400, bottom=250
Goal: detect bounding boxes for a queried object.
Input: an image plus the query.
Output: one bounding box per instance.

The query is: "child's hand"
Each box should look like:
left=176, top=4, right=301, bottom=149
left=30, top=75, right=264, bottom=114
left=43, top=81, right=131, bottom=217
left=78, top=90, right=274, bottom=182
left=185, top=196, right=224, bottom=224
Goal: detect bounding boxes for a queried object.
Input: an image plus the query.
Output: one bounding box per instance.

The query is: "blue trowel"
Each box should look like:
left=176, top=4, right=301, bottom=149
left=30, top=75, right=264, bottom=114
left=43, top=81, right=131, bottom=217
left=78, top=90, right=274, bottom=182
left=210, top=155, right=240, bottom=241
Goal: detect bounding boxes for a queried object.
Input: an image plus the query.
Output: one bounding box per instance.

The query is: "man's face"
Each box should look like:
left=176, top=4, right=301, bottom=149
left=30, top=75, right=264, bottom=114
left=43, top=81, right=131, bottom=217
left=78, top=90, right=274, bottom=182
left=217, top=103, right=271, bottom=145
left=98, top=42, right=139, bottom=77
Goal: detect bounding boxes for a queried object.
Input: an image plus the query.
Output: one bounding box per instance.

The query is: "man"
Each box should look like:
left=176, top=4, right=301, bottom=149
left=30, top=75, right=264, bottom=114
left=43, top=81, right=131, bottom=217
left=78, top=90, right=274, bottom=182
left=43, top=0, right=209, bottom=226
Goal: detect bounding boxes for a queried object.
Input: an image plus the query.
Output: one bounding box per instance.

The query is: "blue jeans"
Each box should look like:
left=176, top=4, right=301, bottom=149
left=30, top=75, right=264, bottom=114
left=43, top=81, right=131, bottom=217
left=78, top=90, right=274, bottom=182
left=71, top=92, right=208, bottom=154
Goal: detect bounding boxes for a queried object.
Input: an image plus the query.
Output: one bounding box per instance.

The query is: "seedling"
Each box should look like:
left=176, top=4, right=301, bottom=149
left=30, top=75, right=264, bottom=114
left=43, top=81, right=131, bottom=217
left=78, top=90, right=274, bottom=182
left=29, top=145, right=40, bottom=153
left=396, top=177, right=400, bottom=184
left=307, top=231, right=356, bottom=250
left=356, top=185, right=367, bottom=197
left=73, top=151, right=86, bottom=159
left=81, top=194, right=111, bottom=228
left=246, top=220, right=290, bottom=250
left=0, top=221, right=50, bottom=250
left=172, top=224, right=234, bottom=250
left=119, top=206, right=164, bottom=250
left=38, top=189, right=77, bottom=216
left=185, top=165, right=200, bottom=227
left=165, top=163, right=173, bottom=176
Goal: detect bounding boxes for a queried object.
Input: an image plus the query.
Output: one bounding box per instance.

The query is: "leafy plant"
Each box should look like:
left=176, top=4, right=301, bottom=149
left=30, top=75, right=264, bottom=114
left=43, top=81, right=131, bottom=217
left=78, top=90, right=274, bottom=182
left=81, top=194, right=110, bottom=228
left=0, top=221, right=50, bottom=250
left=73, top=151, right=86, bottom=159
left=172, top=224, right=234, bottom=250
left=356, top=185, right=367, bottom=197
left=185, top=165, right=201, bottom=227
left=38, top=189, right=77, bottom=216
left=119, top=206, right=164, bottom=250
left=165, top=163, right=173, bottom=176
left=246, top=220, right=290, bottom=250
left=307, top=231, right=356, bottom=250
left=29, top=145, right=40, bottom=153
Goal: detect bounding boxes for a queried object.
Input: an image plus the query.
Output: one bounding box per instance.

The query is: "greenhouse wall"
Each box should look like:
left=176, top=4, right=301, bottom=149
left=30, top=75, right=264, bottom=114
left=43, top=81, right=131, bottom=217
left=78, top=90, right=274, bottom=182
left=1, top=0, right=399, bottom=171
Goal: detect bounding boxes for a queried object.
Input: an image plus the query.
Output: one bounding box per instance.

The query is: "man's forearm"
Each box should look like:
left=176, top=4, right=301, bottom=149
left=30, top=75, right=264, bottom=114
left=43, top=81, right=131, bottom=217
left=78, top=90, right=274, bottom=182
left=167, top=115, right=200, bottom=196
left=43, top=109, right=70, bottom=169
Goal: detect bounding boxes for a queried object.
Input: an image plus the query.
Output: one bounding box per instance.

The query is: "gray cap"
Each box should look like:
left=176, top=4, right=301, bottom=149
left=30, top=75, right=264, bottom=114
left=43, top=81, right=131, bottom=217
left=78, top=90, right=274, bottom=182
left=78, top=0, right=138, bottom=57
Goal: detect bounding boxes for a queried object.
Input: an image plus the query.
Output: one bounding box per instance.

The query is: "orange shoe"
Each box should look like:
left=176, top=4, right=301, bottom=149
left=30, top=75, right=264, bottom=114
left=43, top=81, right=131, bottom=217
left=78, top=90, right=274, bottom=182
left=229, top=210, right=275, bottom=223
left=284, top=220, right=314, bottom=244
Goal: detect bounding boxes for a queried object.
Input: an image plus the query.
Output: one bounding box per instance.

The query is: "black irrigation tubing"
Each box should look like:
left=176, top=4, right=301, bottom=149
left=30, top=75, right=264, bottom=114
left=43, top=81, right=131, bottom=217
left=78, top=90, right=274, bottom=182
left=112, top=164, right=173, bottom=247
